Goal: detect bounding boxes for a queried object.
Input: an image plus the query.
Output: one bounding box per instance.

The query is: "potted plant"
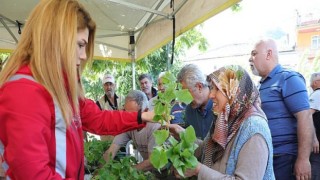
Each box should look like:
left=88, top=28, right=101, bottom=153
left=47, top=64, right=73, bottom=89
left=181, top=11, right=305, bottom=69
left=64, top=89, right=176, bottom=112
left=84, top=136, right=112, bottom=174
left=150, top=71, right=198, bottom=178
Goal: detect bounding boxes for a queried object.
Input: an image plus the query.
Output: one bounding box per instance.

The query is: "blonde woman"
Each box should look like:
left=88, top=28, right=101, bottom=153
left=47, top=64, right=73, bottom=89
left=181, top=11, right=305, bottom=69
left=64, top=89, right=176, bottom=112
left=0, top=0, right=153, bottom=179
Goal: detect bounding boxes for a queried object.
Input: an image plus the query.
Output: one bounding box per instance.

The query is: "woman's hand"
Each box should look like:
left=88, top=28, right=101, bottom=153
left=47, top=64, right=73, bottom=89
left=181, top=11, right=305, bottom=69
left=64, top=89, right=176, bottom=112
left=173, top=162, right=202, bottom=178
left=166, top=124, right=185, bottom=140
left=141, top=111, right=154, bottom=122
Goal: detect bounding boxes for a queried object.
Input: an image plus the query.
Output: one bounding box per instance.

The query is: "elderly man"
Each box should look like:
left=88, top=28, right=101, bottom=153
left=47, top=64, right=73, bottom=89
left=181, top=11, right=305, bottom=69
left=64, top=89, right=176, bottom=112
left=309, top=72, right=320, bottom=180
left=177, top=64, right=217, bottom=140
left=148, top=72, right=186, bottom=125
left=96, top=74, right=123, bottom=111
left=96, top=74, right=123, bottom=141
left=249, top=38, right=314, bottom=180
left=138, top=73, right=157, bottom=100
left=103, top=90, right=160, bottom=172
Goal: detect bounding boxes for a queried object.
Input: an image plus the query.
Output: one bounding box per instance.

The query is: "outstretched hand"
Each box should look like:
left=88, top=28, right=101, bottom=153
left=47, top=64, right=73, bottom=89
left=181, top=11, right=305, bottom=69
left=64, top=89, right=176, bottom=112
left=167, top=124, right=185, bottom=140
left=173, top=162, right=201, bottom=179
left=141, top=111, right=155, bottom=122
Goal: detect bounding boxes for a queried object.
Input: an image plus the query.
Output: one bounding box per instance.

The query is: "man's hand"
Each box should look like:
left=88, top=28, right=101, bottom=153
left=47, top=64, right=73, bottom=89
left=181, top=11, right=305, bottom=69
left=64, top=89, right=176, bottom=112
left=294, top=157, right=311, bottom=180
left=313, top=136, right=319, bottom=154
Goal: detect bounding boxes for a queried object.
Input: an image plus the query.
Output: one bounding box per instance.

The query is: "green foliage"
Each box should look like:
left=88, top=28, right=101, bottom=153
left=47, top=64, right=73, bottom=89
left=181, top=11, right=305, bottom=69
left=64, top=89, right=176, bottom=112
left=296, top=49, right=320, bottom=88
left=150, top=71, right=197, bottom=177
left=152, top=71, right=193, bottom=125
left=82, top=68, right=104, bottom=101
left=150, top=127, right=198, bottom=178
left=94, top=156, right=156, bottom=180
left=82, top=27, right=208, bottom=100
left=0, top=52, right=10, bottom=72
left=84, top=136, right=156, bottom=179
left=84, top=136, right=112, bottom=172
left=231, top=3, right=242, bottom=12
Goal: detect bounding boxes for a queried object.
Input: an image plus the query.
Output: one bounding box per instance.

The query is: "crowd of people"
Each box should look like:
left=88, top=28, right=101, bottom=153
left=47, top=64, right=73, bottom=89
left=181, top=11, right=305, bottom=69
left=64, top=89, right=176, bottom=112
left=0, top=0, right=319, bottom=180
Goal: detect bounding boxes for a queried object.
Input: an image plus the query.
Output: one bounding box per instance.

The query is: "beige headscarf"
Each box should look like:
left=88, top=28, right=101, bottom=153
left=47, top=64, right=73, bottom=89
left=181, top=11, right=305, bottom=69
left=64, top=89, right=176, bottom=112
left=202, top=65, right=266, bottom=166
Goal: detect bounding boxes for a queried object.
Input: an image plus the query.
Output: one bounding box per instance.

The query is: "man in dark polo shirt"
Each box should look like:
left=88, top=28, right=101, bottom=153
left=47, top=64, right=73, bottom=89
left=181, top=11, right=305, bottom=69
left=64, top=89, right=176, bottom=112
left=177, top=64, right=217, bottom=140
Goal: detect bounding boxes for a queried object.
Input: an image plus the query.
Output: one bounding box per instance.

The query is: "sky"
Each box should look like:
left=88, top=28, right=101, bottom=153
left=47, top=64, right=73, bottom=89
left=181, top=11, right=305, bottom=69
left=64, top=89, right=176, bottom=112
left=185, top=0, right=320, bottom=58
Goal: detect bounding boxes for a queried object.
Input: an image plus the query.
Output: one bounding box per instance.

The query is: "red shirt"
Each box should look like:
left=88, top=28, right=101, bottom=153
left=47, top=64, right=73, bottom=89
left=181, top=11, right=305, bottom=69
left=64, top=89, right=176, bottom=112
left=0, top=66, right=145, bottom=179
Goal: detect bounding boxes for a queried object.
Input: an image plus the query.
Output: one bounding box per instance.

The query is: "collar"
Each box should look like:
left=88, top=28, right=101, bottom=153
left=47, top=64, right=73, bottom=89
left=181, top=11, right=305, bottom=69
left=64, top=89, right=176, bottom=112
left=196, top=99, right=213, bottom=116
left=151, top=87, right=158, bottom=97
left=104, top=93, right=119, bottom=110
left=17, top=65, right=33, bottom=75
left=260, top=64, right=282, bottom=83
left=104, top=93, right=118, bottom=99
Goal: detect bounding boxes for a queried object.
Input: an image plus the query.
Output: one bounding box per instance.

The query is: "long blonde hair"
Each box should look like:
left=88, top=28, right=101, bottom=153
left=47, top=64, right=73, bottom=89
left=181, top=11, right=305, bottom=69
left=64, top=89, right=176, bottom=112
left=0, top=0, right=96, bottom=126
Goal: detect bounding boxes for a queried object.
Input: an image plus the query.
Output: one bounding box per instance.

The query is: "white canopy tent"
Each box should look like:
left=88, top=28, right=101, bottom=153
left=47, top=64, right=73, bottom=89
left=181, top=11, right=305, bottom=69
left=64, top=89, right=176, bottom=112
left=0, top=0, right=239, bottom=87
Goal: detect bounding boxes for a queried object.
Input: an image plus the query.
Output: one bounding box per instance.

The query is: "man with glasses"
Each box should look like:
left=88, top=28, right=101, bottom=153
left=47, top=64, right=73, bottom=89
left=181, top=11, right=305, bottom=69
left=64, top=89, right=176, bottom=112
left=103, top=90, right=160, bottom=172
left=309, top=72, right=320, bottom=180
left=177, top=64, right=217, bottom=140
left=249, top=38, right=313, bottom=180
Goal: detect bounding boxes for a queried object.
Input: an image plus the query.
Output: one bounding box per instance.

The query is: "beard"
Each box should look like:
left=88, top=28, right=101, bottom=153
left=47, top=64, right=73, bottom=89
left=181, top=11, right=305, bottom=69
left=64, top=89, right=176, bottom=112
left=251, top=65, right=260, bottom=76
left=190, top=100, right=200, bottom=109
left=106, top=91, right=113, bottom=97
left=191, top=99, right=207, bottom=110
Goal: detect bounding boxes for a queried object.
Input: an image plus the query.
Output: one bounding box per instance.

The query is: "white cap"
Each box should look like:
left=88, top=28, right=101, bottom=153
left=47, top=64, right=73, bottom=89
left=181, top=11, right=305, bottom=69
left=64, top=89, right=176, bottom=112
left=102, top=74, right=115, bottom=84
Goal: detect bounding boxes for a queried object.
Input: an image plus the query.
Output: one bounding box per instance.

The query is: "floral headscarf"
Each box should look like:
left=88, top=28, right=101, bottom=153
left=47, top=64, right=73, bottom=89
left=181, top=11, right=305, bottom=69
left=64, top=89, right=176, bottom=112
left=202, top=65, right=266, bottom=166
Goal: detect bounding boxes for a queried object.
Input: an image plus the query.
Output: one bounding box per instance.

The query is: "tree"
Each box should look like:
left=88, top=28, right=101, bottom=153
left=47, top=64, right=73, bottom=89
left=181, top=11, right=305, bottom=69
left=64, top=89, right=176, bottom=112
left=82, top=27, right=209, bottom=100
left=0, top=53, right=10, bottom=72
left=296, top=49, right=320, bottom=88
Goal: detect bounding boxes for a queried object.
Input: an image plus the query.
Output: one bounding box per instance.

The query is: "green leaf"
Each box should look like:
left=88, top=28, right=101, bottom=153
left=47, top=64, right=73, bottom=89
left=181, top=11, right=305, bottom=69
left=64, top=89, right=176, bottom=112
left=175, top=166, right=185, bottom=178
left=187, top=155, right=198, bottom=168
left=166, top=146, right=174, bottom=158
left=173, top=143, right=181, bottom=154
left=168, top=136, right=178, bottom=146
left=184, top=126, right=197, bottom=144
left=171, top=154, right=181, bottom=167
left=153, top=130, right=169, bottom=145
left=154, top=102, right=166, bottom=115
left=164, top=90, right=176, bottom=102
left=153, top=114, right=163, bottom=122
left=165, top=82, right=177, bottom=92
left=175, top=89, right=193, bottom=104
left=150, top=147, right=168, bottom=170
left=192, top=143, right=199, bottom=151
left=163, top=71, right=176, bottom=82
left=181, top=149, right=192, bottom=158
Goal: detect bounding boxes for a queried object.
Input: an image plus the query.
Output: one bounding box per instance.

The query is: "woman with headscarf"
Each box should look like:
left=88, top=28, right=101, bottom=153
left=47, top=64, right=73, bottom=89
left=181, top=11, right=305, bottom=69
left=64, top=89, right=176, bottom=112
left=170, top=65, right=275, bottom=179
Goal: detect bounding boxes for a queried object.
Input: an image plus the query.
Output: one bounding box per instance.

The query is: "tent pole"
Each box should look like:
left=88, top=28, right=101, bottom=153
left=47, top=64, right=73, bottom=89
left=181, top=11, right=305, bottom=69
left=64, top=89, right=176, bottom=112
left=129, top=31, right=136, bottom=90
left=131, top=56, right=136, bottom=90
left=166, top=44, right=171, bottom=71
left=0, top=18, right=18, bottom=43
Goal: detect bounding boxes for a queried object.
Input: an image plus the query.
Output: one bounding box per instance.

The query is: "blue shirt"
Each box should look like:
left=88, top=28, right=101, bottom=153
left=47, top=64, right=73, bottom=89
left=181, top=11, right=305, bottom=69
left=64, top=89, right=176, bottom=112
left=170, top=102, right=187, bottom=124
left=259, top=65, right=309, bottom=155
left=185, top=99, right=216, bottom=140
left=148, top=97, right=186, bottom=124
